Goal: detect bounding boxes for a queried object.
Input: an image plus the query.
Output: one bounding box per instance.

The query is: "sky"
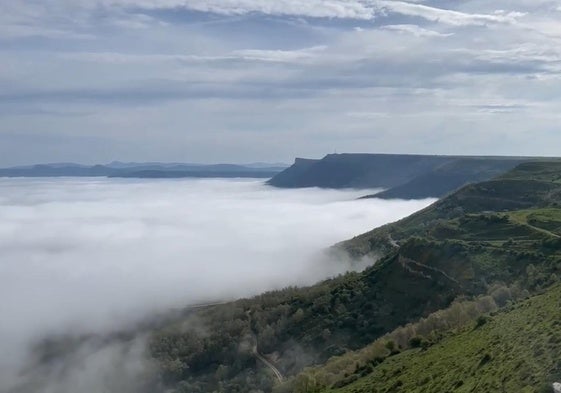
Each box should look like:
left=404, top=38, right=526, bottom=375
left=2, top=0, right=561, bottom=165
left=0, top=177, right=434, bottom=391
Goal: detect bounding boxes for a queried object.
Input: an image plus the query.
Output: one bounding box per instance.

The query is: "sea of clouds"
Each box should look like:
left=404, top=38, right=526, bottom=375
left=0, top=177, right=434, bottom=392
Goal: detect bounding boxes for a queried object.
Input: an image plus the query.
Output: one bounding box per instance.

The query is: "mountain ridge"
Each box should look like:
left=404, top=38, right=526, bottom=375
left=0, top=162, right=286, bottom=179
left=268, top=153, right=556, bottom=199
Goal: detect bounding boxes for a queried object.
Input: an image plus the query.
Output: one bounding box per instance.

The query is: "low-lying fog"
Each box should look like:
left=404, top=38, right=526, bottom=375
left=0, top=177, right=435, bottom=391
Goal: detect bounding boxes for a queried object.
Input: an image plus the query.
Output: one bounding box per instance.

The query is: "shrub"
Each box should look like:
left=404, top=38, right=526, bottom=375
left=408, top=336, right=423, bottom=348
left=384, top=340, right=396, bottom=352
left=475, top=315, right=489, bottom=328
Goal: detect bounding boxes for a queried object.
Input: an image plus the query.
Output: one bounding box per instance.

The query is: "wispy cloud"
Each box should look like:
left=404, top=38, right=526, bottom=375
left=59, top=45, right=327, bottom=65
left=381, top=24, right=452, bottom=37
left=376, top=1, right=525, bottom=26
left=101, top=0, right=378, bottom=19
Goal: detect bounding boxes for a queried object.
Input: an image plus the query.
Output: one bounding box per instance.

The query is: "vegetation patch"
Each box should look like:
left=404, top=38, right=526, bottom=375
left=325, top=284, right=561, bottom=393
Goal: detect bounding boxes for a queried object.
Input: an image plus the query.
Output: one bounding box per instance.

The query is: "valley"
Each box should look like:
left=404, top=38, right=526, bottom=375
left=19, top=160, right=561, bottom=393
left=4, top=2, right=559, bottom=392
left=150, top=161, right=561, bottom=392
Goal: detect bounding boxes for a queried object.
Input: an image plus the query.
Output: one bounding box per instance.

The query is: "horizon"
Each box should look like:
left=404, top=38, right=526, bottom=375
left=2, top=160, right=291, bottom=168
left=4, top=151, right=561, bottom=169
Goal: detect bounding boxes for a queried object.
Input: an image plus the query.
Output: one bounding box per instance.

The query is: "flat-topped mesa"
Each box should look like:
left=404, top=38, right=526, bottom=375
left=268, top=153, right=539, bottom=199
left=265, top=157, right=320, bottom=188
left=268, top=153, right=449, bottom=189
left=294, top=157, right=320, bottom=165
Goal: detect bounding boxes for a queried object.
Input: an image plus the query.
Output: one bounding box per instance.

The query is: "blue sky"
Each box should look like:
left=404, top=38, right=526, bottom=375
left=2, top=0, right=561, bottom=165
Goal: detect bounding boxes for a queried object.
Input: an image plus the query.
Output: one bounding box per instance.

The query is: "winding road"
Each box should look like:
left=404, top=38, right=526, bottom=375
left=245, top=310, right=285, bottom=383
left=252, top=344, right=284, bottom=383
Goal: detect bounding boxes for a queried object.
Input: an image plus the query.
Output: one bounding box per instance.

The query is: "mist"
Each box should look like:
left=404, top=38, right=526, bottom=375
left=0, top=177, right=434, bottom=391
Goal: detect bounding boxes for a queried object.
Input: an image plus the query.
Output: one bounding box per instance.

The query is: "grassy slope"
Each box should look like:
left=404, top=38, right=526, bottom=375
left=330, top=283, right=561, bottom=393
left=343, top=161, right=561, bottom=258
left=370, top=158, right=524, bottom=199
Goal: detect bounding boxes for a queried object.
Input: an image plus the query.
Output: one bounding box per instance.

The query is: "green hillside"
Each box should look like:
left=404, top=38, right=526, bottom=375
left=368, top=158, right=528, bottom=200
left=268, top=161, right=561, bottom=393
left=326, top=283, right=561, bottom=393
left=141, top=161, right=561, bottom=392
left=342, top=161, right=561, bottom=258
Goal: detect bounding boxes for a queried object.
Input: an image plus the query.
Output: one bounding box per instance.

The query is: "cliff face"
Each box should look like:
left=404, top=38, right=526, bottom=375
left=265, top=157, right=321, bottom=187
left=268, top=154, right=453, bottom=189
left=268, top=153, right=529, bottom=199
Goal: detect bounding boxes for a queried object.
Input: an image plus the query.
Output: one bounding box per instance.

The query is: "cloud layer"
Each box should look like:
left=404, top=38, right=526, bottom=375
left=0, top=177, right=434, bottom=390
left=1, top=0, right=561, bottom=164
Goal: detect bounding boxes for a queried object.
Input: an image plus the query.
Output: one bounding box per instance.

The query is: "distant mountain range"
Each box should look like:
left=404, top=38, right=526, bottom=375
left=0, top=162, right=288, bottom=179
left=6, top=154, right=559, bottom=200
left=268, top=153, right=555, bottom=199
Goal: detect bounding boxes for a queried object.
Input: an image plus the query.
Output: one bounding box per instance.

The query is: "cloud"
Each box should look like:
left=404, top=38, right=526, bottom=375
left=100, top=0, right=378, bottom=19
left=2, top=0, right=561, bottom=164
left=100, top=0, right=525, bottom=27
left=0, top=177, right=435, bottom=390
left=473, top=104, right=527, bottom=114
left=376, top=1, right=525, bottom=26
left=59, top=45, right=327, bottom=65
left=0, top=0, right=527, bottom=42
left=381, top=24, right=452, bottom=37
left=8, top=335, right=156, bottom=393
left=232, top=45, right=327, bottom=62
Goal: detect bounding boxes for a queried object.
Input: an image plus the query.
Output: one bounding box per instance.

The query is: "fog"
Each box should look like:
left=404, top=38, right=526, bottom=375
left=0, top=178, right=434, bottom=391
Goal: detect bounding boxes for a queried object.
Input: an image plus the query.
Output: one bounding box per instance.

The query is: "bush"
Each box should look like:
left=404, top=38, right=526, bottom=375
left=475, top=315, right=489, bottom=328
left=384, top=340, right=396, bottom=352
left=479, top=353, right=492, bottom=366
left=408, top=336, right=423, bottom=348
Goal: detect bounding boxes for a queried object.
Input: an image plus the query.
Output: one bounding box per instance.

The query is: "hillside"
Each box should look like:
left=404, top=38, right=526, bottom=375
left=143, top=161, right=561, bottom=392
left=321, top=283, right=561, bottom=393
left=342, top=161, right=561, bottom=258
left=268, top=154, right=530, bottom=199
left=364, top=158, right=525, bottom=200
left=16, top=161, right=561, bottom=393
left=268, top=154, right=456, bottom=189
